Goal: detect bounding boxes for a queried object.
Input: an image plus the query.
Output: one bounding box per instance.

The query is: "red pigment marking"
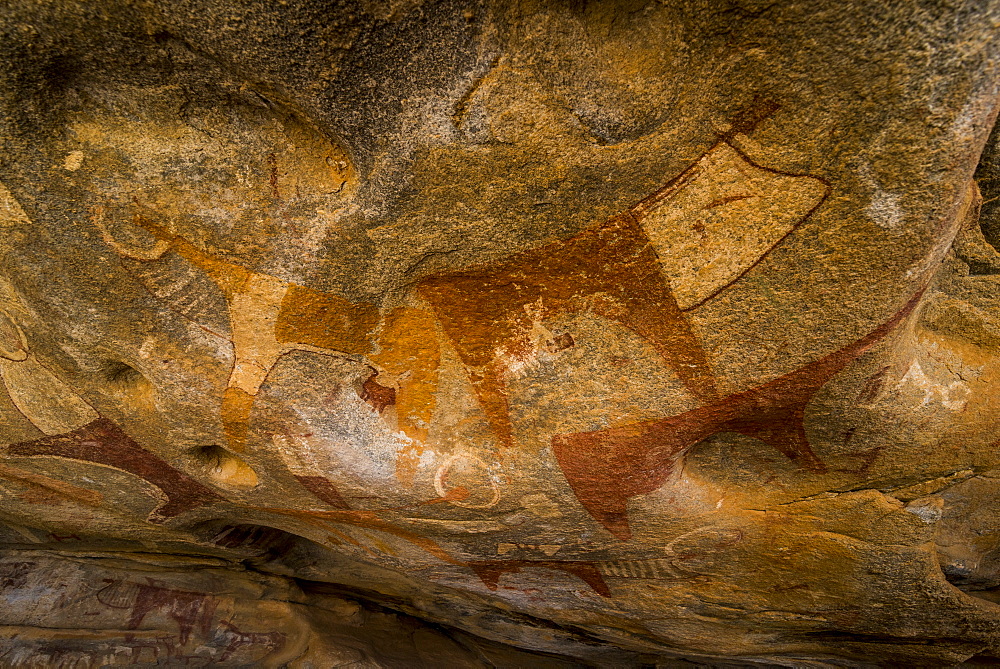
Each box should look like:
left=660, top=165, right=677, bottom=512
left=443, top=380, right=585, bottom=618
left=267, top=152, right=280, bottom=201
left=553, top=288, right=925, bottom=540
left=8, top=418, right=221, bottom=521
left=217, top=621, right=287, bottom=662
left=469, top=560, right=611, bottom=598
left=47, top=532, right=82, bottom=542
left=128, top=583, right=218, bottom=645
left=725, top=95, right=781, bottom=137
left=857, top=365, right=891, bottom=404
left=835, top=446, right=884, bottom=475
left=360, top=370, right=396, bottom=413
left=546, top=332, right=575, bottom=353
left=95, top=579, right=219, bottom=646
left=295, top=474, right=351, bottom=510
left=706, top=193, right=755, bottom=208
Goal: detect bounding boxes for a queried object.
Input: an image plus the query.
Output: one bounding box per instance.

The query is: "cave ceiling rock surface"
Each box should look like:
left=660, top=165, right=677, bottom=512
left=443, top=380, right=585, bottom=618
left=1, top=0, right=1000, bottom=666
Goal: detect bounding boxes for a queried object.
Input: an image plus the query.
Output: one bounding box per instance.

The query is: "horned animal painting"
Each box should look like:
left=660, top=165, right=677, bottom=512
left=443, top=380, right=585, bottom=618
left=553, top=287, right=924, bottom=540
left=93, top=206, right=440, bottom=458
left=418, top=134, right=830, bottom=450
left=92, top=108, right=829, bottom=475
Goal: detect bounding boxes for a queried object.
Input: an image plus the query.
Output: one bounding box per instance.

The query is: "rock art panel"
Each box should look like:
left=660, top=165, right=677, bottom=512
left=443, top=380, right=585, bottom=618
left=0, top=1, right=998, bottom=665
left=469, top=559, right=611, bottom=597
left=96, top=579, right=219, bottom=645
left=418, top=107, right=829, bottom=452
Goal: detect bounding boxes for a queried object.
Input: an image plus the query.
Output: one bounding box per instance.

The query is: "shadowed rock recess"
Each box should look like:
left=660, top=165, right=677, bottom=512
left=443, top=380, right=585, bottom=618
left=1, top=0, right=1000, bottom=666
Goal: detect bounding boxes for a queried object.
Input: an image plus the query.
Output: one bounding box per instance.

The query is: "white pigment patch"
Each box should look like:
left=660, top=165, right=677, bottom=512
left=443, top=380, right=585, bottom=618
left=858, top=162, right=905, bottom=231
left=865, top=191, right=903, bottom=230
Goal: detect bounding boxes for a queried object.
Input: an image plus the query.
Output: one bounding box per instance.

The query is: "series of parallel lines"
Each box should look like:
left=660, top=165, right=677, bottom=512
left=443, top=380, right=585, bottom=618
left=125, top=256, right=230, bottom=337
left=596, top=558, right=675, bottom=579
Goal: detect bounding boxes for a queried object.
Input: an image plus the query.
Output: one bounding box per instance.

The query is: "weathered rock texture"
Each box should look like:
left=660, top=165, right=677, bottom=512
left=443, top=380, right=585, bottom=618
left=1, top=0, right=1000, bottom=665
